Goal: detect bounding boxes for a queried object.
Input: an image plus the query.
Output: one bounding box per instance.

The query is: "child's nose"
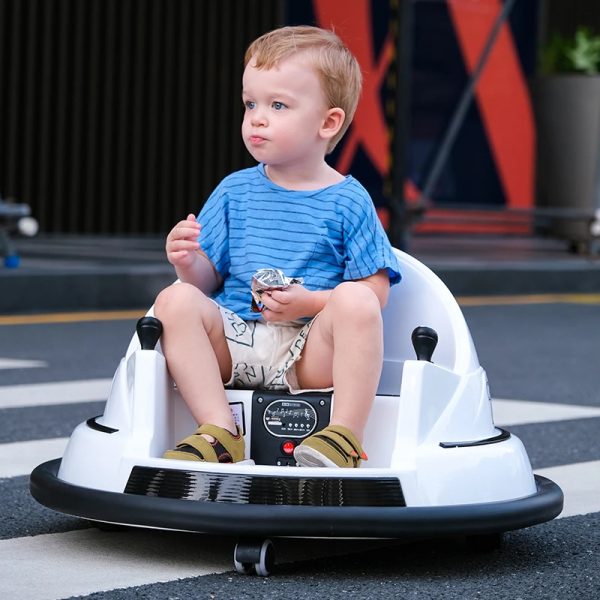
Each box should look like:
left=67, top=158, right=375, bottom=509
left=251, top=110, right=267, bottom=127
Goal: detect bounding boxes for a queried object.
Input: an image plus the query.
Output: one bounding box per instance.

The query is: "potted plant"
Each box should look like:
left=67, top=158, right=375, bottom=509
left=532, top=27, right=600, bottom=252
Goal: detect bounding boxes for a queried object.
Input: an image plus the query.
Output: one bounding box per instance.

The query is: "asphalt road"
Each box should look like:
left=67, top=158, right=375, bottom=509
left=0, top=298, right=599, bottom=599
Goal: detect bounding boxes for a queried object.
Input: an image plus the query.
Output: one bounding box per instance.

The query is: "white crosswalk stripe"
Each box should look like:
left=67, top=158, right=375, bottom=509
left=537, top=461, right=600, bottom=519
left=0, top=529, right=234, bottom=600
left=492, top=398, right=600, bottom=426
left=0, top=358, right=48, bottom=370
left=0, top=378, right=111, bottom=409
left=0, top=437, right=68, bottom=478
left=0, top=529, right=385, bottom=600
left=3, top=377, right=600, bottom=422
left=1, top=390, right=599, bottom=479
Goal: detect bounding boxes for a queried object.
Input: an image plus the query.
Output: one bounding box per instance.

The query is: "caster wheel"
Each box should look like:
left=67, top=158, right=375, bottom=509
left=233, top=557, right=255, bottom=576
left=233, top=538, right=275, bottom=576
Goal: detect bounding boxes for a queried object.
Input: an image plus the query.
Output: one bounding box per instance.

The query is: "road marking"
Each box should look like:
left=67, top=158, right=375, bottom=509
left=0, top=528, right=387, bottom=600
left=1, top=292, right=599, bottom=327
left=0, top=310, right=143, bottom=326
left=3, top=378, right=599, bottom=428
left=458, top=293, right=600, bottom=306
left=492, top=399, right=600, bottom=426
left=0, top=358, right=48, bottom=370
left=0, top=437, right=68, bottom=478
left=0, top=529, right=233, bottom=600
left=537, top=460, right=600, bottom=519
left=0, top=378, right=112, bottom=409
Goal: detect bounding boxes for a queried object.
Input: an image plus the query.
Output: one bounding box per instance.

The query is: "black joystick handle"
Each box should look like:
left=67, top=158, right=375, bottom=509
left=411, top=326, right=438, bottom=362
left=136, top=316, right=163, bottom=350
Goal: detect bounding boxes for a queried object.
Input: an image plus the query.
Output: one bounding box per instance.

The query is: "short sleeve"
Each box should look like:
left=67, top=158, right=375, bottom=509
left=197, top=184, right=230, bottom=278
left=343, top=189, right=402, bottom=285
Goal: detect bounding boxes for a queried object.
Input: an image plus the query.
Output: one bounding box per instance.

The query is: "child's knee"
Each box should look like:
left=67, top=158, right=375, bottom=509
left=329, top=281, right=382, bottom=323
left=154, top=283, right=206, bottom=322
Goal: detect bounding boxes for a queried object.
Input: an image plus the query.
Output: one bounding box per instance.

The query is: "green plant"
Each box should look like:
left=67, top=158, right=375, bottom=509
left=540, top=27, right=600, bottom=75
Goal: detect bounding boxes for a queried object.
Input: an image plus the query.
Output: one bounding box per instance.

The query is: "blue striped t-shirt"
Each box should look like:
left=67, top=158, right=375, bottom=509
left=198, top=164, right=401, bottom=320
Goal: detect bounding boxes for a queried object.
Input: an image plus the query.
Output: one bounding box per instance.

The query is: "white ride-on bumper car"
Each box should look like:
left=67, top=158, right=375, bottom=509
left=30, top=249, right=563, bottom=575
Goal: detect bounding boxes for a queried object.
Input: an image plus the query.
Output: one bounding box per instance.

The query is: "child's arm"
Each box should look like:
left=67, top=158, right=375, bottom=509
left=166, top=214, right=222, bottom=294
left=260, top=269, right=390, bottom=322
left=354, top=269, right=390, bottom=307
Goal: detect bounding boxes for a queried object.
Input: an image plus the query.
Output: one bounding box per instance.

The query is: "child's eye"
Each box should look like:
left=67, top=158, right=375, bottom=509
left=272, top=101, right=287, bottom=110
left=244, top=100, right=256, bottom=110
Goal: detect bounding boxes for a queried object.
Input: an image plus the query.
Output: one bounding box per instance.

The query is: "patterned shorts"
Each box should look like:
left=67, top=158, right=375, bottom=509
left=216, top=304, right=330, bottom=393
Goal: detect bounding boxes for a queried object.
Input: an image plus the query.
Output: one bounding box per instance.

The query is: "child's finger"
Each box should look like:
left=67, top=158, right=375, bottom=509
left=168, top=239, right=200, bottom=252
left=260, top=294, right=282, bottom=313
left=183, top=215, right=201, bottom=238
left=171, top=221, right=200, bottom=241
left=270, top=289, right=290, bottom=304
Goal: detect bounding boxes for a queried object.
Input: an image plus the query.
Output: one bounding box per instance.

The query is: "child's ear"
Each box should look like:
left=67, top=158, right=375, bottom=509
left=320, top=107, right=345, bottom=141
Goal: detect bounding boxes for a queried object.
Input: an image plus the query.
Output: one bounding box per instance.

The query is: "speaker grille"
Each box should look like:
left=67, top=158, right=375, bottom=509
left=125, top=466, right=406, bottom=507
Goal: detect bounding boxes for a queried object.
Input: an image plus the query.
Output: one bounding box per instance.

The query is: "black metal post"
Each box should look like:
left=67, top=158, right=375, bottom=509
left=388, top=0, right=414, bottom=250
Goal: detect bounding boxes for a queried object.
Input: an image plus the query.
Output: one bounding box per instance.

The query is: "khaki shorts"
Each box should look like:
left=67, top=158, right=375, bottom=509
left=216, top=304, right=330, bottom=394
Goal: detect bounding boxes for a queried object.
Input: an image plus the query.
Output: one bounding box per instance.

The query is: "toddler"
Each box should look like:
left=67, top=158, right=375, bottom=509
left=155, top=25, right=401, bottom=468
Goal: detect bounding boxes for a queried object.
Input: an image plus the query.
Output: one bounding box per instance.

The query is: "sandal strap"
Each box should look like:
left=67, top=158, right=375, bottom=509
left=320, top=425, right=367, bottom=458
left=175, top=431, right=219, bottom=462
left=172, top=424, right=243, bottom=463
left=201, top=424, right=243, bottom=462
left=309, top=425, right=368, bottom=467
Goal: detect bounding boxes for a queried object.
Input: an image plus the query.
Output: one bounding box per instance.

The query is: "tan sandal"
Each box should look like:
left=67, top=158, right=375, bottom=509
left=163, top=424, right=245, bottom=463
left=293, top=425, right=367, bottom=468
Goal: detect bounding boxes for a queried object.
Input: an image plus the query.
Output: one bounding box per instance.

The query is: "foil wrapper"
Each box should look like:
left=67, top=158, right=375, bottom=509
left=251, top=268, right=304, bottom=313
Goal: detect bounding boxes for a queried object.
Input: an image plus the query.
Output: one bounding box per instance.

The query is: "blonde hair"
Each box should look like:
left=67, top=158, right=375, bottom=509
left=245, top=25, right=362, bottom=153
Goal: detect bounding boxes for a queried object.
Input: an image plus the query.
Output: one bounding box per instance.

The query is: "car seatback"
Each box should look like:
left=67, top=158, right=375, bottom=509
left=377, top=249, right=479, bottom=395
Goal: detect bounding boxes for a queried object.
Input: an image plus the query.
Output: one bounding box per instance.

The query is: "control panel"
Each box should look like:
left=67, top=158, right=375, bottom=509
left=250, top=390, right=332, bottom=466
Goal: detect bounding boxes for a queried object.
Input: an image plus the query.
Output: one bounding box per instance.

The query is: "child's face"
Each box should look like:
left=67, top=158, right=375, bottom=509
left=242, top=55, right=331, bottom=168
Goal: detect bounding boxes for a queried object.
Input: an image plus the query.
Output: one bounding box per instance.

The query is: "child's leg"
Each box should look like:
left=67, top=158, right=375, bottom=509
left=154, top=283, right=236, bottom=434
left=294, top=281, right=383, bottom=442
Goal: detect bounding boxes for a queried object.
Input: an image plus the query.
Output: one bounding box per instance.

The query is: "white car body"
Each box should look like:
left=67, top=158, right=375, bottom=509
left=31, top=249, right=562, bottom=542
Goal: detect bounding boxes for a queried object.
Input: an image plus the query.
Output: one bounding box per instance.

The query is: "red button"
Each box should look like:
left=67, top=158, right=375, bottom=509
left=282, top=441, right=295, bottom=455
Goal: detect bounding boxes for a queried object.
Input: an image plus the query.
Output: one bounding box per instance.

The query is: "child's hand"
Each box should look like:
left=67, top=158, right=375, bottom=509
left=166, top=214, right=201, bottom=268
left=259, top=284, right=314, bottom=322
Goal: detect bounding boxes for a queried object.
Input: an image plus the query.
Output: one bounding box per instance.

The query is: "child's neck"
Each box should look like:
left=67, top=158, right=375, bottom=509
left=264, top=161, right=344, bottom=191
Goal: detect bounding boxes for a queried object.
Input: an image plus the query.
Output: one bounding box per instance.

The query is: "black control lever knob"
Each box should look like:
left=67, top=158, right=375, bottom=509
left=411, top=326, right=438, bottom=362
left=136, top=316, right=163, bottom=350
